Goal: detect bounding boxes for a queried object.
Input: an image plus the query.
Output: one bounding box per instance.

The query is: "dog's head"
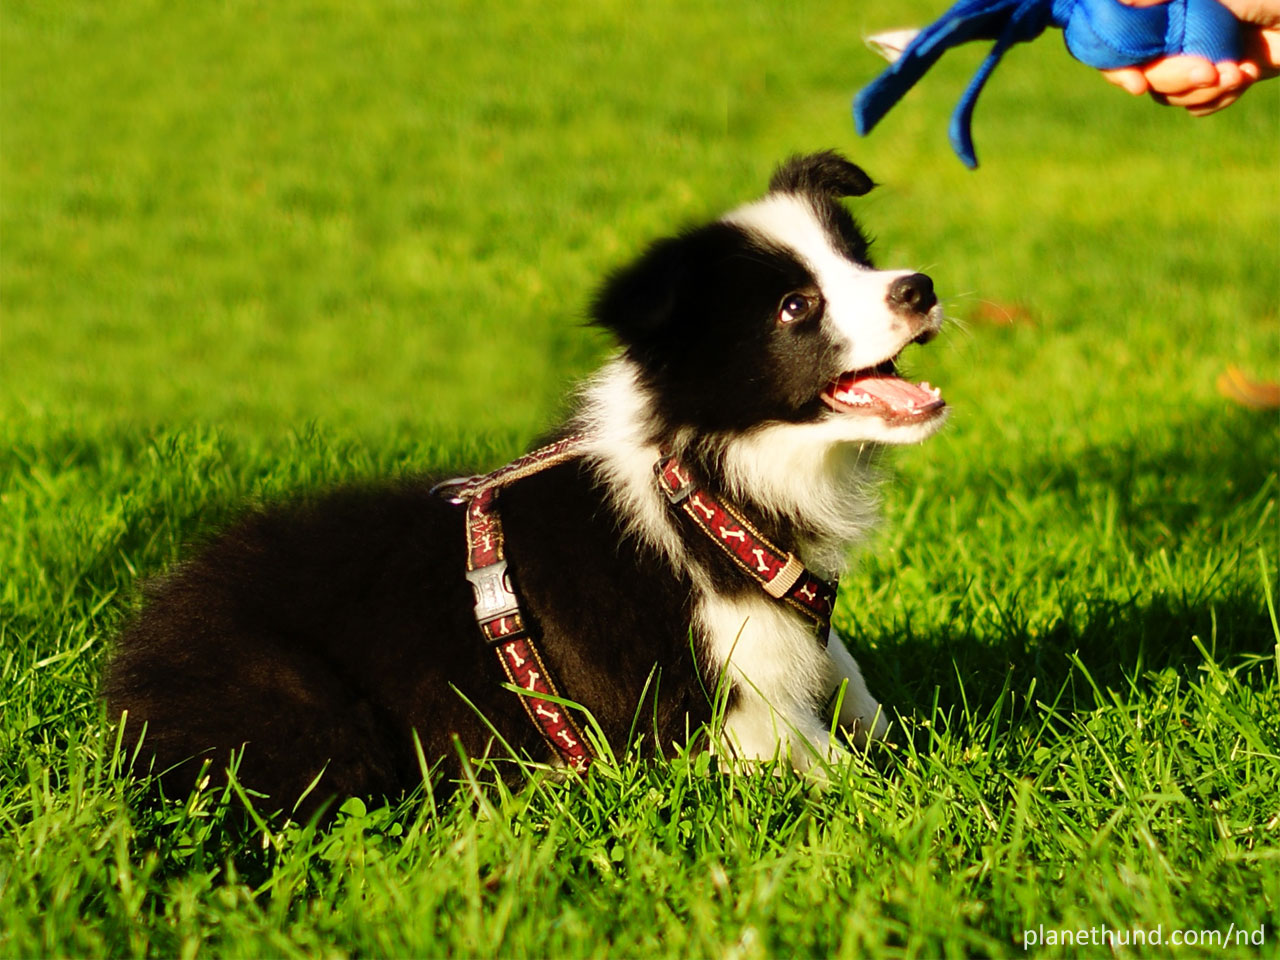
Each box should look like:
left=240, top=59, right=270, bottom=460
left=592, top=151, right=946, bottom=448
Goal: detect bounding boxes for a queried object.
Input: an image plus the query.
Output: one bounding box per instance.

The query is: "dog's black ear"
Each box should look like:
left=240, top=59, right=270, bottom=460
left=591, top=232, right=693, bottom=348
left=769, top=151, right=876, bottom=199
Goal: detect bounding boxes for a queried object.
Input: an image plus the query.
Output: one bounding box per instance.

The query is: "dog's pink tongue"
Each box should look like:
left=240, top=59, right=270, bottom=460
left=839, top=373, right=942, bottom=412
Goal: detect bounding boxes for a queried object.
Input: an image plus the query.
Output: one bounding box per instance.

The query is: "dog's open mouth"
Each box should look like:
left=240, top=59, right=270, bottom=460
left=821, top=357, right=945, bottom=423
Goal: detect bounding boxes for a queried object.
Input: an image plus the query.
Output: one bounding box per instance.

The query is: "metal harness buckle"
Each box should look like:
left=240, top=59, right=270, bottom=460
left=465, top=559, right=520, bottom=627
left=655, top=459, right=694, bottom=505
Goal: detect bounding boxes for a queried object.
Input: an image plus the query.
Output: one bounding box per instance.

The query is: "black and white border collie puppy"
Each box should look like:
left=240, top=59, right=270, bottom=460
left=106, top=151, right=947, bottom=816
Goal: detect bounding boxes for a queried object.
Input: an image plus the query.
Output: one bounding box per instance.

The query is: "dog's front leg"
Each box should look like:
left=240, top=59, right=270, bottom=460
left=718, top=691, right=845, bottom=773
left=825, top=630, right=891, bottom=745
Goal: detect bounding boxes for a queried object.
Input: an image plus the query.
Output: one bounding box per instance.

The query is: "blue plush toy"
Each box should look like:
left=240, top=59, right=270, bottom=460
left=853, top=0, right=1244, bottom=167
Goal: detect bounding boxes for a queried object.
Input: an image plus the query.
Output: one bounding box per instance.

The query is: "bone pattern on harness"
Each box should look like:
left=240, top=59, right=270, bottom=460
left=451, top=439, right=593, bottom=772
left=492, top=632, right=590, bottom=772
left=654, top=456, right=836, bottom=631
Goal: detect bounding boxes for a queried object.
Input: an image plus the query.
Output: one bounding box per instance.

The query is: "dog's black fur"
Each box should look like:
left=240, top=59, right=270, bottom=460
left=105, top=463, right=710, bottom=814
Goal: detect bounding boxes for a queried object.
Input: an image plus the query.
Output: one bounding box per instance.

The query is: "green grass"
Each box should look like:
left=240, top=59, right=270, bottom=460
left=2, top=0, right=1278, bottom=956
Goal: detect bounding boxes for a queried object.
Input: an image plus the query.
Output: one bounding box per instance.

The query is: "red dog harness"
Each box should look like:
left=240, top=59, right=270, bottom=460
left=654, top=455, right=836, bottom=632
left=436, top=439, right=838, bottom=771
left=435, top=437, right=594, bottom=772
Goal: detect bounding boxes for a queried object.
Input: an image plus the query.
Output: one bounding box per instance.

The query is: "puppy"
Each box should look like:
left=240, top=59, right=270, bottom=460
left=105, top=151, right=946, bottom=816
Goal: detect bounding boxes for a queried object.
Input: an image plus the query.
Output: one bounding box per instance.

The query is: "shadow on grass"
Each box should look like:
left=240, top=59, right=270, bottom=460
left=1017, top=407, right=1278, bottom=532
left=868, top=585, right=1271, bottom=724
left=866, top=405, right=1277, bottom=721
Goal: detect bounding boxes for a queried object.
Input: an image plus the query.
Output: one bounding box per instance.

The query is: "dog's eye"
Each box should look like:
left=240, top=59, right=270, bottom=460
left=778, top=293, right=816, bottom=324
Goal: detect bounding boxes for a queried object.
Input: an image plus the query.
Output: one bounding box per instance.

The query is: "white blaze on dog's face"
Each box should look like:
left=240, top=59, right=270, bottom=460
left=723, top=165, right=946, bottom=447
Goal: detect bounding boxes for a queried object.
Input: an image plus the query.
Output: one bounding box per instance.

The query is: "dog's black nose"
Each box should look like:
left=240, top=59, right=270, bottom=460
left=887, top=273, right=936, bottom=314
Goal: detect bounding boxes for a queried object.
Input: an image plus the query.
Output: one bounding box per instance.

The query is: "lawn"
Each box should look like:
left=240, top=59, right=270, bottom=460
left=2, top=0, right=1278, bottom=956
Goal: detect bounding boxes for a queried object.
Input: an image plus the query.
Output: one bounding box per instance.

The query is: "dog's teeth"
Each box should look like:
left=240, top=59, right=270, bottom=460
left=930, top=386, right=941, bottom=398
left=921, top=381, right=932, bottom=390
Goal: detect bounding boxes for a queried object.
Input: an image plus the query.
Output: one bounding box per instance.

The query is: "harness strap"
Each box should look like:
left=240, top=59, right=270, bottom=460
left=434, top=435, right=585, bottom=503
left=446, top=438, right=593, bottom=772
left=444, top=437, right=835, bottom=768
left=654, top=455, right=837, bottom=633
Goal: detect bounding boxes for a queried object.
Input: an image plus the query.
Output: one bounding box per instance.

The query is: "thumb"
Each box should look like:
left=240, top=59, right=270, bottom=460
left=1101, top=66, right=1152, bottom=93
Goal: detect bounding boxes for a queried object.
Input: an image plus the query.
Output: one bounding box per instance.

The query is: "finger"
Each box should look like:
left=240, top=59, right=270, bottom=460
left=1254, top=28, right=1280, bottom=76
left=1142, top=55, right=1219, bottom=93
left=1214, top=60, right=1245, bottom=87
left=1217, top=0, right=1280, bottom=30
left=1161, top=64, right=1254, bottom=105
left=1187, top=89, right=1245, bottom=115
left=1116, top=0, right=1171, bottom=6
left=1163, top=82, right=1243, bottom=106
left=1101, top=66, right=1150, bottom=94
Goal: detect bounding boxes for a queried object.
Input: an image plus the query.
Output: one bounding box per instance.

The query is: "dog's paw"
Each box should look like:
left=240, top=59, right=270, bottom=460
left=825, top=632, right=892, bottom=746
left=840, top=700, right=892, bottom=747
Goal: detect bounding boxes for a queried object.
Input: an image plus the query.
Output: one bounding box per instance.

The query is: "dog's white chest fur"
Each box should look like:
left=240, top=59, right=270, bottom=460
left=696, top=593, right=888, bottom=767
left=580, top=357, right=894, bottom=769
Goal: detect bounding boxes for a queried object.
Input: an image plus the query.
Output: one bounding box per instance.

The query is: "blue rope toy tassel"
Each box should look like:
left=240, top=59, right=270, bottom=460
left=853, top=0, right=1244, bottom=168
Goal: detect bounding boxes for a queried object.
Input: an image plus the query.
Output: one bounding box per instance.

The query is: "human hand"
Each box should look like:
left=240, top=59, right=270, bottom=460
left=1100, top=0, right=1280, bottom=114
